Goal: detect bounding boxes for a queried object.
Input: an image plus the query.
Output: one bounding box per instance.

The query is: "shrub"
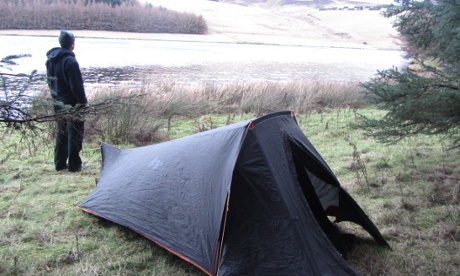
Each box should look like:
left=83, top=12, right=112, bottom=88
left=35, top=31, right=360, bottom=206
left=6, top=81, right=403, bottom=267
left=85, top=85, right=164, bottom=145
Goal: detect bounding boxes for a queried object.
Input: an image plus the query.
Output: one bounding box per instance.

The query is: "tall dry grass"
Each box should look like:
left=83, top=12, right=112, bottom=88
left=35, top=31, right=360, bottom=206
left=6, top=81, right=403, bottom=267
left=83, top=79, right=366, bottom=145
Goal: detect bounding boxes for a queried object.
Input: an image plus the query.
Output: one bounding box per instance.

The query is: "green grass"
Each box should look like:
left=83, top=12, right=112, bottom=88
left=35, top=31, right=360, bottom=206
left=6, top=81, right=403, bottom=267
left=1, top=108, right=459, bottom=275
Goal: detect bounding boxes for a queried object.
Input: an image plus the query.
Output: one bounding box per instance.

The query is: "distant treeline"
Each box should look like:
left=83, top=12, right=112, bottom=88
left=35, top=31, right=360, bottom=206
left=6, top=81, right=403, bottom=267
left=0, top=0, right=208, bottom=34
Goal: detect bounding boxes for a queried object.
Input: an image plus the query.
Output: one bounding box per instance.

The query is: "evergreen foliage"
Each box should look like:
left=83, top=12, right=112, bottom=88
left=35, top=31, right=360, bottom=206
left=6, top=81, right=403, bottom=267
left=0, top=0, right=208, bottom=34
left=357, top=0, right=460, bottom=149
left=85, top=0, right=135, bottom=7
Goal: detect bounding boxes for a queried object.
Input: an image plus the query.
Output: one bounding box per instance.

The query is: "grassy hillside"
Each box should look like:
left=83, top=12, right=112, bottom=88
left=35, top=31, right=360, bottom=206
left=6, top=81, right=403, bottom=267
left=1, top=80, right=459, bottom=275
left=1, top=0, right=399, bottom=50
left=1, top=109, right=458, bottom=275
left=146, top=0, right=400, bottom=49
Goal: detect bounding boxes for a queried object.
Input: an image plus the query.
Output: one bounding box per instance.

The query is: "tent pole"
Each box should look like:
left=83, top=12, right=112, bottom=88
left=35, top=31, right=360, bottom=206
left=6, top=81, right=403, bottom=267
left=213, top=192, right=231, bottom=275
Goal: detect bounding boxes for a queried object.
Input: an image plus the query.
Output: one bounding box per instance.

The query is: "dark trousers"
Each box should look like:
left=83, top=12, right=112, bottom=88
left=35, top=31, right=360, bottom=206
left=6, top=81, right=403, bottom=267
left=55, top=117, right=84, bottom=172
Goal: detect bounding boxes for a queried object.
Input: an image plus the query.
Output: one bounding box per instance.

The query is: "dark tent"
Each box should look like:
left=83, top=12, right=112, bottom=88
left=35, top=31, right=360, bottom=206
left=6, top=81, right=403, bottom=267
left=80, top=111, right=389, bottom=276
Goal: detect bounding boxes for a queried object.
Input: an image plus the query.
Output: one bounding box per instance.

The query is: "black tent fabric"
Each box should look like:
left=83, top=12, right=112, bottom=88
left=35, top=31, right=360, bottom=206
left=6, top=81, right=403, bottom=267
left=80, top=111, right=389, bottom=276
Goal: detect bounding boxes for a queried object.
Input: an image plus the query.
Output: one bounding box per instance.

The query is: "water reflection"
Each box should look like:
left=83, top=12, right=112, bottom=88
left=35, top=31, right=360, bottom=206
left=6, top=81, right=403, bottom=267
left=1, top=34, right=408, bottom=85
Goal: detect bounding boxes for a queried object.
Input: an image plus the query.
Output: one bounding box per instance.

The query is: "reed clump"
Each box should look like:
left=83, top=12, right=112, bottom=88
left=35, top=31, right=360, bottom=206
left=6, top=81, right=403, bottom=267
left=82, top=79, right=366, bottom=144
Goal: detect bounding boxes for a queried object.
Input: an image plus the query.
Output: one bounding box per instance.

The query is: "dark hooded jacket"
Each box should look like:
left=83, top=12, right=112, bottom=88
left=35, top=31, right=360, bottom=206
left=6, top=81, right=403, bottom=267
left=46, top=47, right=87, bottom=107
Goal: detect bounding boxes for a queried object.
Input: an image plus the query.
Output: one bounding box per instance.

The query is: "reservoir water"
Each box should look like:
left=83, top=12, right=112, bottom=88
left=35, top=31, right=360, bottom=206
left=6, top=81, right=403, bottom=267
left=1, top=34, right=408, bottom=85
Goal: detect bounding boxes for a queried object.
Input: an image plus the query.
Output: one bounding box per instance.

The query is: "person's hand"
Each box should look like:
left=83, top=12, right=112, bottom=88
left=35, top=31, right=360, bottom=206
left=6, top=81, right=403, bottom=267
left=75, top=103, right=87, bottom=109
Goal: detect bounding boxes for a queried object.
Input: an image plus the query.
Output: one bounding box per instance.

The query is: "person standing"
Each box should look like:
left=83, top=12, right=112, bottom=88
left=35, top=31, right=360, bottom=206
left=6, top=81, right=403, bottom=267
left=46, top=30, right=87, bottom=172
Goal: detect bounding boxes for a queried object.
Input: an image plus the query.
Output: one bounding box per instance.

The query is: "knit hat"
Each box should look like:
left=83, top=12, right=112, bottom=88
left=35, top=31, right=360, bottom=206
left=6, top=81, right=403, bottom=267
left=59, top=30, right=75, bottom=48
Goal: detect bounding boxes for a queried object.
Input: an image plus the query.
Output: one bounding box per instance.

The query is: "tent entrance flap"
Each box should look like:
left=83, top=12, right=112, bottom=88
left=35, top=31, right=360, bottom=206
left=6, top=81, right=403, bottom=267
left=290, top=140, right=348, bottom=251
left=289, top=136, right=390, bottom=249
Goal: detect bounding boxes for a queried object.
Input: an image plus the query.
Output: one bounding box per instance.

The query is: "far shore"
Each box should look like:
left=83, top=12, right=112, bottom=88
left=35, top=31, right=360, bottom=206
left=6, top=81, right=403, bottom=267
left=1, top=2, right=403, bottom=82
left=0, top=28, right=399, bottom=51
left=1, top=1, right=401, bottom=51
